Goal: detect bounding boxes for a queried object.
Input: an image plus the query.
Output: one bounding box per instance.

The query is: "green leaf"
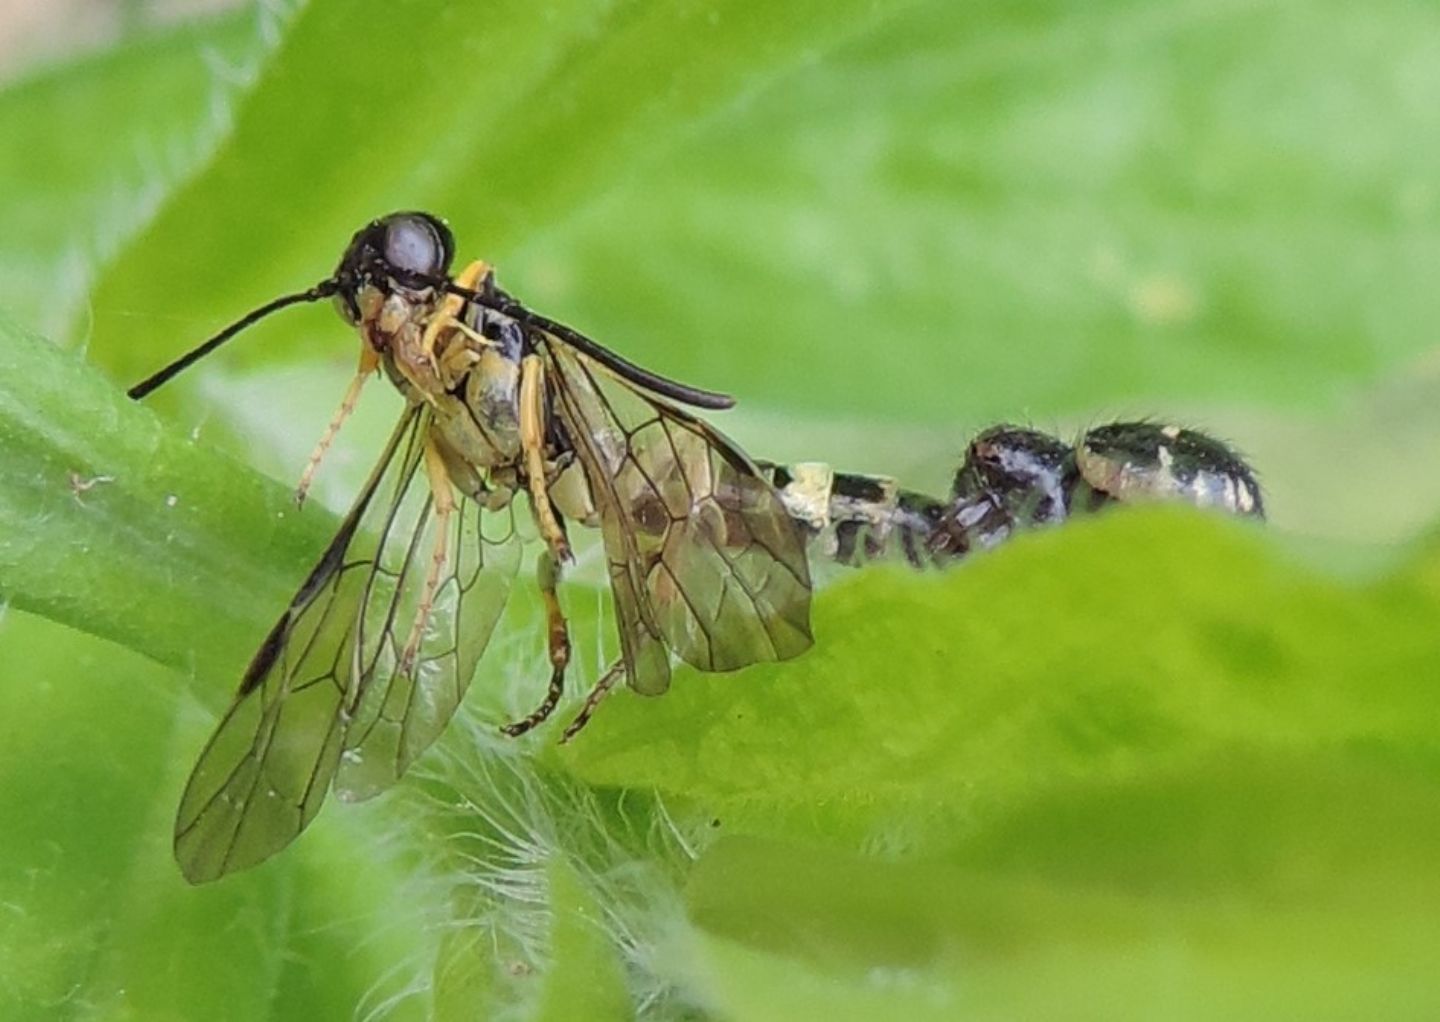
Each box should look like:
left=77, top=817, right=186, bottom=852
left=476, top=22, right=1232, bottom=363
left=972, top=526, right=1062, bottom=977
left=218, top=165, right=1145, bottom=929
left=86, top=0, right=1440, bottom=426
left=0, top=8, right=267, bottom=336
left=687, top=787, right=1440, bottom=1021
left=87, top=0, right=921, bottom=387
left=535, top=857, right=632, bottom=1022
left=13, top=0, right=1440, bottom=514
left=0, top=611, right=433, bottom=1022
left=0, top=312, right=331, bottom=690
left=565, top=508, right=1440, bottom=852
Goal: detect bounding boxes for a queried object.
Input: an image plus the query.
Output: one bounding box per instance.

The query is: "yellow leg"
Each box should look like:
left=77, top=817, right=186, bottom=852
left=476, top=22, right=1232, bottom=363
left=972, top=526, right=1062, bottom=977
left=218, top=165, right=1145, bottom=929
left=420, top=259, right=490, bottom=370
left=518, top=353, right=572, bottom=563
left=296, top=346, right=379, bottom=506
left=399, top=438, right=456, bottom=673
left=500, top=549, right=571, bottom=737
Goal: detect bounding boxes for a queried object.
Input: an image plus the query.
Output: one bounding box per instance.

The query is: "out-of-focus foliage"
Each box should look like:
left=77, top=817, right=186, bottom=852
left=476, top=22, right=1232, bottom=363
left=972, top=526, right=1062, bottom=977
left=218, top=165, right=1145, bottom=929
left=2, top=1, right=1438, bottom=1018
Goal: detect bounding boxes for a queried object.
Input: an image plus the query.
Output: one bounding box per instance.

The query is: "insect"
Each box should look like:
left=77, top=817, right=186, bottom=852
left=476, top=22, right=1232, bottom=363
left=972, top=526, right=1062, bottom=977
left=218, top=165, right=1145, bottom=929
left=760, top=421, right=1263, bottom=568
left=129, top=211, right=813, bottom=882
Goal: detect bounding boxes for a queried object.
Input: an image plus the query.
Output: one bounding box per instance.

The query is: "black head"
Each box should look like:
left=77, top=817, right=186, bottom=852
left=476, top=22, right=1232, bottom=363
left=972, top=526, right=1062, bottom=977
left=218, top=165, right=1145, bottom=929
left=332, top=211, right=456, bottom=323
left=125, top=210, right=459, bottom=399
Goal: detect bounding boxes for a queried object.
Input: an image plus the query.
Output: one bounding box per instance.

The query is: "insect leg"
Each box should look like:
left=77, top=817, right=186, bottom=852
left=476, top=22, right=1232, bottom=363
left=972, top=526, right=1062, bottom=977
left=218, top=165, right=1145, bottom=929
left=559, top=659, right=625, bottom=743
left=398, top=438, right=456, bottom=672
left=296, top=345, right=380, bottom=506
left=420, top=260, right=490, bottom=370
left=500, top=548, right=571, bottom=737
left=518, top=353, right=572, bottom=562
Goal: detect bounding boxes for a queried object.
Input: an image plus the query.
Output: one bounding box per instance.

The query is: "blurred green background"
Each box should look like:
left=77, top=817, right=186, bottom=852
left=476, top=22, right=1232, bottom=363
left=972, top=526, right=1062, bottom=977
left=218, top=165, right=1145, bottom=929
left=2, top=1, right=1439, bottom=1018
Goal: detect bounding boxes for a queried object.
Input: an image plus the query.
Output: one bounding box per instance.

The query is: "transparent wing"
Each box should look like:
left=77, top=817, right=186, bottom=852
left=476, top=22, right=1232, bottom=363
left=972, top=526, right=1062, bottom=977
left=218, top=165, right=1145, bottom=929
left=174, top=405, right=519, bottom=882
left=336, top=483, right=521, bottom=801
left=541, top=339, right=812, bottom=696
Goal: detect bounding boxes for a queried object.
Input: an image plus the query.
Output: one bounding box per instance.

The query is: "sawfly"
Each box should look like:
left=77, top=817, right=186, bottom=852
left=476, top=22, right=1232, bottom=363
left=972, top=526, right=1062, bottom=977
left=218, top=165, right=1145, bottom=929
left=130, top=212, right=812, bottom=882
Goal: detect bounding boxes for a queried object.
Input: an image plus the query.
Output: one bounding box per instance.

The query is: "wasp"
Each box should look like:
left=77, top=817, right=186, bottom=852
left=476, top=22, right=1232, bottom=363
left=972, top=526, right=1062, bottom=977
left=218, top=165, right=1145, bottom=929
left=131, top=212, right=812, bottom=882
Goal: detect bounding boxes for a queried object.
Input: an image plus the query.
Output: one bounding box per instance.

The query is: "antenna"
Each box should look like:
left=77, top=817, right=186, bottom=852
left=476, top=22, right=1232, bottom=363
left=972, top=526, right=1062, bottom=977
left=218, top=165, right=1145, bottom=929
left=439, top=280, right=735, bottom=410
left=127, top=281, right=338, bottom=400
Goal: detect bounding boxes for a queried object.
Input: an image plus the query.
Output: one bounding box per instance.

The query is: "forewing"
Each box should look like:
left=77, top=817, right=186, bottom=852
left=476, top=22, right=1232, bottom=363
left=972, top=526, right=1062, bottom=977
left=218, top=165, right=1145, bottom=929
left=541, top=340, right=812, bottom=695
left=174, top=406, right=429, bottom=883
left=334, top=484, right=521, bottom=801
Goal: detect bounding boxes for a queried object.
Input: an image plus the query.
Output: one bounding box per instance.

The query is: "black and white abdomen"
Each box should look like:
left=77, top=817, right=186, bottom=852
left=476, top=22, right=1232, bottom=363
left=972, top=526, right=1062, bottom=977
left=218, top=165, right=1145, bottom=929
left=1075, top=422, right=1264, bottom=519
left=768, top=421, right=1266, bottom=572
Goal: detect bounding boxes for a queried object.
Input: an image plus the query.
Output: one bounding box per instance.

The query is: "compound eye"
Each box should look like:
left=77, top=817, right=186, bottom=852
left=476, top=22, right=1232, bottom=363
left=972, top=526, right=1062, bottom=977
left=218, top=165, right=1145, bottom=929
left=382, top=214, right=454, bottom=280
